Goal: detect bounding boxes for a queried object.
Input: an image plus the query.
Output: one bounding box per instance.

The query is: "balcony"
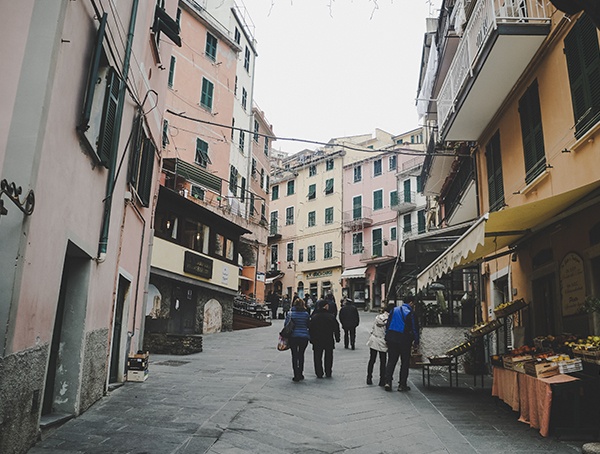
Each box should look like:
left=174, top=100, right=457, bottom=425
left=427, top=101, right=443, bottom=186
left=359, top=243, right=397, bottom=264
left=267, top=224, right=281, bottom=240
left=437, top=0, right=550, bottom=141
left=342, top=206, right=373, bottom=231
left=393, top=191, right=417, bottom=214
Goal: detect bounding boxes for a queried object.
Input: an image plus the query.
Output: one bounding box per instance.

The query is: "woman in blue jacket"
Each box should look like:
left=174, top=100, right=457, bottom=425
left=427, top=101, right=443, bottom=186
left=286, top=297, right=311, bottom=382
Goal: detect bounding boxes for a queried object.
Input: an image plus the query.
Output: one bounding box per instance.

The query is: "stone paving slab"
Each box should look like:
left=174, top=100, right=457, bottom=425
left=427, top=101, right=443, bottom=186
left=29, top=313, right=586, bottom=454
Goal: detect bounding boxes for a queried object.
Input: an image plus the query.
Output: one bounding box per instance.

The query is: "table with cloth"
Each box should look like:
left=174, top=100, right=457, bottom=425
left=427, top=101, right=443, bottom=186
left=491, top=366, right=579, bottom=437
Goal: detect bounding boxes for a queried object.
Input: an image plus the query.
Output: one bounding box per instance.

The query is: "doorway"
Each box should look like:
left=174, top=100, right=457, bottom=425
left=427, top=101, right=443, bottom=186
left=109, top=275, right=131, bottom=384
left=531, top=273, right=557, bottom=340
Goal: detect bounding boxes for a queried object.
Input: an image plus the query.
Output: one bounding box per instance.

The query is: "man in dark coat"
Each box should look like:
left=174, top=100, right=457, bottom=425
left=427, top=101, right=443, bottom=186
left=338, top=297, right=360, bottom=350
left=267, top=291, right=280, bottom=320
left=308, top=299, right=340, bottom=378
left=325, top=290, right=337, bottom=318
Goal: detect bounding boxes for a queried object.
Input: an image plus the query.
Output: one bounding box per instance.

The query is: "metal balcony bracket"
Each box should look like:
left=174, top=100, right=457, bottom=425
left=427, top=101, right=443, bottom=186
left=0, top=179, right=35, bottom=217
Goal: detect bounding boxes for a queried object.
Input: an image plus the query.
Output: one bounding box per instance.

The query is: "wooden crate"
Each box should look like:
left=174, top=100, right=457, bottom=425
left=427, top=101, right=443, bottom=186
left=524, top=361, right=559, bottom=378
left=503, top=354, right=533, bottom=371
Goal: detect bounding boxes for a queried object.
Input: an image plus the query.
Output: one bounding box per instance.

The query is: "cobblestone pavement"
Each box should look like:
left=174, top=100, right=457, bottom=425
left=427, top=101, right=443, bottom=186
left=30, top=313, right=586, bottom=454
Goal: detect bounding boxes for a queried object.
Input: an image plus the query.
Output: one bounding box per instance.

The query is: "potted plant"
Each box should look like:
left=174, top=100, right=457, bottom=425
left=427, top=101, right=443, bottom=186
left=582, top=296, right=600, bottom=334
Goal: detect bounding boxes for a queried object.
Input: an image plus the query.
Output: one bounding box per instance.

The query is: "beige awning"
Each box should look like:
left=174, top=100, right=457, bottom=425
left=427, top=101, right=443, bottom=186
left=238, top=275, right=254, bottom=282
left=341, top=267, right=367, bottom=279
left=417, top=181, right=600, bottom=290
left=265, top=273, right=284, bottom=284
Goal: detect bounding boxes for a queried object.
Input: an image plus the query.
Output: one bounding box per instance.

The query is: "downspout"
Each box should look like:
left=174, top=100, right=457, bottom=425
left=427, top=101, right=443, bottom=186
left=98, top=0, right=139, bottom=261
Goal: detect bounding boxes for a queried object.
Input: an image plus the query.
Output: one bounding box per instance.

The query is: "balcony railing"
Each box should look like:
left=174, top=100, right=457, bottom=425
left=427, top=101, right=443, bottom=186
left=342, top=206, right=373, bottom=230
left=437, top=0, right=549, bottom=131
left=268, top=224, right=281, bottom=238
left=359, top=242, right=397, bottom=263
left=393, top=191, right=417, bottom=214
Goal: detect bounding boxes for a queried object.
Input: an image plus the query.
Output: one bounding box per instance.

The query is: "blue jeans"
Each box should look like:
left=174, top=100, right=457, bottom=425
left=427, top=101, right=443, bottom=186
left=289, top=337, right=309, bottom=378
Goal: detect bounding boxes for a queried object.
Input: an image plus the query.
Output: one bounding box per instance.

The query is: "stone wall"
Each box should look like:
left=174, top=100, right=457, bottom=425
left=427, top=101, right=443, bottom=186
left=419, top=326, right=469, bottom=372
left=143, top=333, right=203, bottom=355
left=0, top=345, right=48, bottom=454
left=79, top=329, right=109, bottom=412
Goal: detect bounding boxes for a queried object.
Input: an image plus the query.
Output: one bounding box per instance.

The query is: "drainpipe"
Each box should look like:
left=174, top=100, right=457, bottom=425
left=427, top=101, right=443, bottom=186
left=98, top=0, right=139, bottom=261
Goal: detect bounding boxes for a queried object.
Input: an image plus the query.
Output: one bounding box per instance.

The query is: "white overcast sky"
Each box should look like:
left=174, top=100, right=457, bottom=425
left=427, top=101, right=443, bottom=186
left=239, top=0, right=441, bottom=154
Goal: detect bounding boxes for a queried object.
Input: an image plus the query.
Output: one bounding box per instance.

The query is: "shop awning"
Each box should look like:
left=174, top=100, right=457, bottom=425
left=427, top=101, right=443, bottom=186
left=340, top=267, right=367, bottom=279
left=265, top=273, right=284, bottom=284
left=238, top=275, right=254, bottom=282
left=417, top=181, right=600, bottom=290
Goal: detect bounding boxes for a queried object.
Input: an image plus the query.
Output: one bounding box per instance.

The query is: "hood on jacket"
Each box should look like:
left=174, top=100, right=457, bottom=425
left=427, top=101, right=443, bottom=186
left=375, top=312, right=388, bottom=326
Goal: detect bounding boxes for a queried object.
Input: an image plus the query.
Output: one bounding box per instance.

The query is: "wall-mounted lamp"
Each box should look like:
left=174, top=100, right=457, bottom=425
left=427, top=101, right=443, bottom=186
left=511, top=252, right=518, bottom=262
left=166, top=219, right=171, bottom=229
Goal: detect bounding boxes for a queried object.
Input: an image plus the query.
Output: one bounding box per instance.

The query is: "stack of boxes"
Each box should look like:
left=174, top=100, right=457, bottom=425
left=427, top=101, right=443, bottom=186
left=127, top=351, right=149, bottom=382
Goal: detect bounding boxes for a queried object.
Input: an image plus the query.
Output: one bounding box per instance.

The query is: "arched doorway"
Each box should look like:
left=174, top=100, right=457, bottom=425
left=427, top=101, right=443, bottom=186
left=203, top=299, right=222, bottom=334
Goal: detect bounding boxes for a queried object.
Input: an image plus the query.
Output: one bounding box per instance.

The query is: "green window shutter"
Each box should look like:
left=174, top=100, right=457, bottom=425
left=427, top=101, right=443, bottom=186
left=308, top=184, right=316, bottom=199
left=564, top=14, right=600, bottom=138
left=416, top=175, right=423, bottom=192
left=325, top=207, right=333, bottom=224
left=98, top=67, right=120, bottom=168
left=390, top=191, right=398, bottom=207
left=403, top=214, right=411, bottom=232
left=325, top=178, right=334, bottom=194
left=168, top=56, right=176, bottom=87
left=128, top=115, right=143, bottom=189
left=486, top=131, right=505, bottom=212
left=201, top=78, right=213, bottom=109
left=138, top=138, right=155, bottom=207
left=240, top=177, right=246, bottom=202
left=353, top=196, right=362, bottom=219
left=519, top=80, right=546, bottom=184
left=417, top=210, right=426, bottom=233
left=195, top=138, right=211, bottom=167
left=372, top=229, right=382, bottom=256
left=205, top=32, right=217, bottom=61
left=373, top=190, right=383, bottom=210
left=80, top=13, right=108, bottom=130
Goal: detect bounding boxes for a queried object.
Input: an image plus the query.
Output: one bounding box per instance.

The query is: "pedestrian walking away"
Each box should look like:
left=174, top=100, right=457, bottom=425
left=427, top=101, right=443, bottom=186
left=366, top=304, right=391, bottom=386
left=338, top=297, right=360, bottom=349
left=308, top=299, right=340, bottom=378
left=325, top=289, right=337, bottom=318
left=384, top=295, right=419, bottom=392
left=267, top=291, right=280, bottom=320
left=286, top=297, right=310, bottom=382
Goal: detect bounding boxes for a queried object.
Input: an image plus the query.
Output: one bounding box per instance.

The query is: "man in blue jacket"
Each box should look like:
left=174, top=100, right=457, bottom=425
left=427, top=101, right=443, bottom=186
left=384, top=295, right=419, bottom=392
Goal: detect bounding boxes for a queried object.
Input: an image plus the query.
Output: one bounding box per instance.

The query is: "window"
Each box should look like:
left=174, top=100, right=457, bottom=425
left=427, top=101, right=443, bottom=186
left=309, top=165, right=317, bottom=177
left=260, top=168, right=264, bottom=188
left=352, top=196, right=362, bottom=219
left=287, top=243, right=294, bottom=262
left=416, top=175, right=423, bottom=193
left=240, top=177, right=246, bottom=202
left=195, top=138, right=210, bottom=167
left=353, top=165, right=362, bottom=182
left=287, top=180, right=295, bottom=195
left=270, top=244, right=278, bottom=268
left=373, top=189, right=383, bottom=210
left=325, top=207, right=333, bottom=224
left=270, top=211, right=278, bottom=235
left=205, top=32, right=217, bottom=61
left=264, top=137, right=269, bottom=156
left=242, top=88, right=247, bottom=110
left=307, top=245, right=316, bottom=262
left=403, top=214, right=411, bottom=233
left=308, top=211, right=316, bottom=227
left=128, top=115, right=155, bottom=207
left=231, top=118, right=235, bottom=140
left=373, top=159, right=382, bottom=176
left=168, top=55, right=176, bottom=88
left=251, top=158, right=257, bottom=177
left=78, top=12, right=120, bottom=168
left=372, top=229, right=382, bottom=257
left=254, top=120, right=259, bottom=142
left=238, top=130, right=245, bottom=153
left=229, top=166, right=238, bottom=196
left=325, top=178, right=334, bottom=195
left=486, top=131, right=505, bottom=212
left=191, top=185, right=204, bottom=200
left=285, top=207, right=294, bottom=225
left=162, top=119, right=169, bottom=148
left=234, top=76, right=238, bottom=97
left=403, top=180, right=412, bottom=202
left=200, top=78, right=214, bottom=110
left=250, top=193, right=255, bottom=216
left=298, top=249, right=304, bottom=262
left=389, top=155, right=397, bottom=171
left=266, top=176, right=270, bottom=194
left=519, top=80, right=546, bottom=184
left=391, top=226, right=397, bottom=241
left=308, top=183, right=316, bottom=200
left=234, top=27, right=240, bottom=44
left=244, top=46, right=251, bottom=71
left=324, top=242, right=333, bottom=259
left=271, top=185, right=279, bottom=201
left=390, top=190, right=398, bottom=208
left=352, top=232, right=363, bottom=254
left=564, top=14, right=600, bottom=139
left=418, top=210, right=426, bottom=233
left=176, top=8, right=181, bottom=25
left=326, top=159, right=334, bottom=171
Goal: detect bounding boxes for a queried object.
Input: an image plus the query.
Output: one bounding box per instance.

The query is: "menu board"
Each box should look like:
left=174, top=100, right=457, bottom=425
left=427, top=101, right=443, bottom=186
left=560, top=252, right=585, bottom=316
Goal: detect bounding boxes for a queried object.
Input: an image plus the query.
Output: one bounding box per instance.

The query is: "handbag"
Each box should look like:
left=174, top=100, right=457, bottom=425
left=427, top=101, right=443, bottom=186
left=279, top=316, right=296, bottom=338
left=277, top=335, right=289, bottom=351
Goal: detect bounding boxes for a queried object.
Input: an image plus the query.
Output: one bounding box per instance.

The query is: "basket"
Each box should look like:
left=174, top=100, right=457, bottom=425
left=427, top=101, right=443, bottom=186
left=494, top=298, right=528, bottom=318
left=582, top=349, right=600, bottom=365
left=446, top=340, right=475, bottom=357
left=428, top=355, right=453, bottom=365
left=469, top=319, right=503, bottom=338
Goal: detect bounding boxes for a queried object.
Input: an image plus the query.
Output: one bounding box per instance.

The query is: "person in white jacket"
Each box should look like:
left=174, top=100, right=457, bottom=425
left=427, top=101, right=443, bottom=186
left=366, top=303, right=393, bottom=385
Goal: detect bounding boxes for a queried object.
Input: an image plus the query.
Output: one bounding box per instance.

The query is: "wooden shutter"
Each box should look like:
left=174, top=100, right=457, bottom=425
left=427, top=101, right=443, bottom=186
left=486, top=131, right=504, bottom=212
left=519, top=80, right=545, bottom=184
left=98, top=67, right=120, bottom=167
left=138, top=138, right=155, bottom=207
left=80, top=13, right=108, bottom=130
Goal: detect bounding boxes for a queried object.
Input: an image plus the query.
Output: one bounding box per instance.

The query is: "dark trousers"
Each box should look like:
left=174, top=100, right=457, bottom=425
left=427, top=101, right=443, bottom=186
left=343, top=327, right=356, bottom=348
left=271, top=306, right=278, bottom=319
left=289, top=337, right=308, bottom=379
left=385, top=339, right=412, bottom=386
left=367, top=348, right=387, bottom=384
left=312, top=345, right=334, bottom=377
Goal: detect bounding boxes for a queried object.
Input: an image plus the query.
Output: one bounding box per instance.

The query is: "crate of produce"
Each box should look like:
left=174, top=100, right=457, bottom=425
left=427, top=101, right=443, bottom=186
left=582, top=349, right=600, bottom=365
left=490, top=355, right=504, bottom=367
left=428, top=355, right=453, bottom=365
left=469, top=319, right=503, bottom=338
left=127, top=351, right=149, bottom=371
left=503, top=354, right=533, bottom=371
left=127, top=369, right=149, bottom=382
left=557, top=358, right=583, bottom=374
left=494, top=298, right=528, bottom=318
left=524, top=360, right=559, bottom=378
left=446, top=340, right=475, bottom=357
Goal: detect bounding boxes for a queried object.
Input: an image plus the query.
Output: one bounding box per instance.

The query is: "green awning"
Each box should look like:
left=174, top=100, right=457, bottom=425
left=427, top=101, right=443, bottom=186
left=163, top=158, right=221, bottom=192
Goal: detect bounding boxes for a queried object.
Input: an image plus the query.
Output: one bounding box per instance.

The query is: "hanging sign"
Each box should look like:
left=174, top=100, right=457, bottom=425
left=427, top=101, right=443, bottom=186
left=559, top=252, right=586, bottom=316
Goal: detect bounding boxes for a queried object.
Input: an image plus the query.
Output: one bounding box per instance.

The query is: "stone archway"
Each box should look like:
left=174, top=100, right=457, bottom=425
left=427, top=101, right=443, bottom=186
left=203, top=299, right=222, bottom=334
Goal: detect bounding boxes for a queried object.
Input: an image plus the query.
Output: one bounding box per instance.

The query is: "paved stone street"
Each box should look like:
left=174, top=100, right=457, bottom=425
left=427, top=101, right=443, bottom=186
left=30, top=313, right=585, bottom=453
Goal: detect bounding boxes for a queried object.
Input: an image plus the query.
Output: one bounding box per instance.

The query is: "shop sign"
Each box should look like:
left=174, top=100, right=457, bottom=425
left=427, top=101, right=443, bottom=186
left=560, top=252, right=585, bottom=316
left=257, top=272, right=265, bottom=282
left=184, top=251, right=213, bottom=279
left=305, top=269, right=333, bottom=279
